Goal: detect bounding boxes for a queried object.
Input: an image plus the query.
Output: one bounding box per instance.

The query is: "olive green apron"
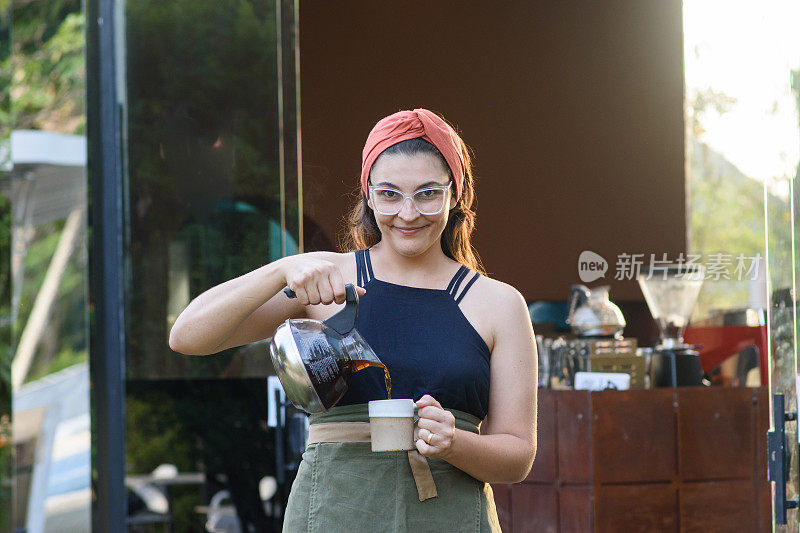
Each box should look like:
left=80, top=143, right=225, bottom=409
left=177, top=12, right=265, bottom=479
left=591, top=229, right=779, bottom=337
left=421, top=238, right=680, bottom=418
left=283, top=404, right=501, bottom=532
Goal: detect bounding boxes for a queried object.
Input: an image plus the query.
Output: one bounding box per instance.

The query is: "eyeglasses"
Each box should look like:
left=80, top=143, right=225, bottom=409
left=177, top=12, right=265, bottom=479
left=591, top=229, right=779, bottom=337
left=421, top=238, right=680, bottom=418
left=368, top=182, right=452, bottom=216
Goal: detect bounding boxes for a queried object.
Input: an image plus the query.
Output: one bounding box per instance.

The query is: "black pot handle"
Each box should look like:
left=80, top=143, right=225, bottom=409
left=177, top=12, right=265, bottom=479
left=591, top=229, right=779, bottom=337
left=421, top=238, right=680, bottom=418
left=283, top=284, right=359, bottom=336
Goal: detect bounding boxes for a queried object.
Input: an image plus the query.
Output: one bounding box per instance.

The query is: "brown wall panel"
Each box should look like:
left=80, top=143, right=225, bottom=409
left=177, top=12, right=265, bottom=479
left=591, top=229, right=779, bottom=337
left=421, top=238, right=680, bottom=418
left=678, top=388, right=754, bottom=480
left=595, top=484, right=678, bottom=533
left=557, top=390, right=593, bottom=484
left=560, top=486, right=593, bottom=532
left=679, top=481, right=756, bottom=532
left=593, top=389, right=677, bottom=483
left=495, top=388, right=770, bottom=531
left=299, top=0, right=685, bottom=301
left=511, top=484, right=558, bottom=533
left=491, top=483, right=513, bottom=532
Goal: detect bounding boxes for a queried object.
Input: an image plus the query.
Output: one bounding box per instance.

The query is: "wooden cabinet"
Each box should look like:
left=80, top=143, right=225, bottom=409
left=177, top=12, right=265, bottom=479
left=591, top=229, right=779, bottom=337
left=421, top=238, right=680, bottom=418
left=492, top=388, right=771, bottom=532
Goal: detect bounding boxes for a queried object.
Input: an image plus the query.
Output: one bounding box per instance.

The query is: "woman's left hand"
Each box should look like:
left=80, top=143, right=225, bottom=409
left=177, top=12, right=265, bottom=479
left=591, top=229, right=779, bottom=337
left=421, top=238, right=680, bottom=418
left=415, top=394, right=456, bottom=459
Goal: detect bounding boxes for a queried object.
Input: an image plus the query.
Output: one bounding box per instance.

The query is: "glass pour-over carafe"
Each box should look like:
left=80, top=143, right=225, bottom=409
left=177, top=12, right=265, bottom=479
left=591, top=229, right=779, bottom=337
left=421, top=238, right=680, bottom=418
left=269, top=284, right=388, bottom=413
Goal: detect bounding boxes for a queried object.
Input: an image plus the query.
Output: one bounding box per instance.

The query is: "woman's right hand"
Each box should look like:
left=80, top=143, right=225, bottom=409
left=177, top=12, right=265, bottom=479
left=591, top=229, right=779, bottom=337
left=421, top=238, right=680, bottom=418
left=278, top=254, right=365, bottom=306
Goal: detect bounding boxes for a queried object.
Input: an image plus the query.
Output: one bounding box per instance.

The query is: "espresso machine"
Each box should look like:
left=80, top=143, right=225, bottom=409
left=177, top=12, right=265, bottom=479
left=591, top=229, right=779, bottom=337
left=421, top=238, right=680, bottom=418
left=637, top=265, right=705, bottom=387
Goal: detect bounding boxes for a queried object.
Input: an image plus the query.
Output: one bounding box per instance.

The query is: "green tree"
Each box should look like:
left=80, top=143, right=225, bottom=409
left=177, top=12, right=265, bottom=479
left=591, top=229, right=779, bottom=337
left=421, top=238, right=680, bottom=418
left=10, top=0, right=83, bottom=133
left=687, top=88, right=793, bottom=318
left=0, top=2, right=13, bottom=528
left=1, top=1, right=85, bottom=526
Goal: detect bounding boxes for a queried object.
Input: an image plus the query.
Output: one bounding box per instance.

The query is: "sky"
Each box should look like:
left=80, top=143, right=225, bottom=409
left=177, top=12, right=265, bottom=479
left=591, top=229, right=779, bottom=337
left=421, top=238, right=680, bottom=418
left=683, top=0, right=800, bottom=197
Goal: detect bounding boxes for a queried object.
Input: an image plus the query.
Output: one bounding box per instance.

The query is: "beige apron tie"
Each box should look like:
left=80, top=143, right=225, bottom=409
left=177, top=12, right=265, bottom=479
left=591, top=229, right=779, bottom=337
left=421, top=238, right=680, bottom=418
left=307, top=422, right=438, bottom=501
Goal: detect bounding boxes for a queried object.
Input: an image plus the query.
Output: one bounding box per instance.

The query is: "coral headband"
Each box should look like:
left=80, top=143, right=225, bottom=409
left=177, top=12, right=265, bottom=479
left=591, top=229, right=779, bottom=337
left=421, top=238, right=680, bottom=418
left=361, top=109, right=465, bottom=201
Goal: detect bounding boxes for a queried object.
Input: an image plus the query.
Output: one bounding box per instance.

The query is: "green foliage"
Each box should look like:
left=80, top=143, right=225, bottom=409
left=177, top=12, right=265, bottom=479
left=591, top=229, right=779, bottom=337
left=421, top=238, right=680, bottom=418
left=126, top=380, right=276, bottom=530
left=16, top=219, right=88, bottom=384
left=3, top=0, right=87, bottom=389
left=687, top=88, right=737, bottom=140
left=26, top=347, right=86, bottom=382
left=687, top=83, right=798, bottom=319
left=10, top=0, right=83, bottom=133
left=126, top=388, right=198, bottom=530
left=688, top=139, right=794, bottom=317
left=16, top=224, right=61, bottom=325
left=126, top=390, right=196, bottom=474
left=0, top=5, right=10, bottom=142
left=0, top=2, right=10, bottom=528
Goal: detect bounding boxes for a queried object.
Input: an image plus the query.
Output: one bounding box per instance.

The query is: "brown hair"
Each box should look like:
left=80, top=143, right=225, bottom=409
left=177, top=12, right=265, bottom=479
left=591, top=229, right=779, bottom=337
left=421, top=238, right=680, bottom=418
left=340, top=135, right=485, bottom=274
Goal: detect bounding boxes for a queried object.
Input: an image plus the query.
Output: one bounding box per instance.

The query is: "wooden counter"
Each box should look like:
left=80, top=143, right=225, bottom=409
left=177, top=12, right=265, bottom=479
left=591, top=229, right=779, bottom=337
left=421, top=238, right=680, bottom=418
left=491, top=387, right=771, bottom=532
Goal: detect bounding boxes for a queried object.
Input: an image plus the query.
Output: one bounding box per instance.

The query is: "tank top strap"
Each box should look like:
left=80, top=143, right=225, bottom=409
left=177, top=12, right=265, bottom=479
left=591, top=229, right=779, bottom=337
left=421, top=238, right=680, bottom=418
left=356, top=250, right=368, bottom=287
left=364, top=248, right=376, bottom=280
left=446, top=266, right=470, bottom=297
left=454, top=272, right=481, bottom=304
left=355, top=249, right=372, bottom=287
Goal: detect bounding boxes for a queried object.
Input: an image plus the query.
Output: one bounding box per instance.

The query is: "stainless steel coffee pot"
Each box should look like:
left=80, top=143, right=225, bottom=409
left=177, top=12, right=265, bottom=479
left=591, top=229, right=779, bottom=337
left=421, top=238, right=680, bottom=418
left=566, top=284, right=626, bottom=338
left=269, top=284, right=385, bottom=413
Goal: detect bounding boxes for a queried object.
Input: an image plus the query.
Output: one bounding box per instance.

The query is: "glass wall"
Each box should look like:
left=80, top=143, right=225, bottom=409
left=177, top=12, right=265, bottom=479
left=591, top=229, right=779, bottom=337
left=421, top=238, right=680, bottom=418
left=763, top=65, right=800, bottom=530
left=765, top=174, right=799, bottom=530
left=122, top=0, right=301, bottom=529
left=7, top=0, right=91, bottom=531
left=683, top=3, right=800, bottom=525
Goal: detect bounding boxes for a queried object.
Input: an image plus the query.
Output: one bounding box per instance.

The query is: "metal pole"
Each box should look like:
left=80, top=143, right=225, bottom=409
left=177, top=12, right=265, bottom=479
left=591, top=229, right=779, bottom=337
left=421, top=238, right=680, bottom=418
left=86, top=0, right=127, bottom=529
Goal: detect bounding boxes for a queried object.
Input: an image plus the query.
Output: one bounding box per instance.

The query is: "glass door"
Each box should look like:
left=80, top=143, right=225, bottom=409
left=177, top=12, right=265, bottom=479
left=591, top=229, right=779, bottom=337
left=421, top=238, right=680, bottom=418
left=120, top=0, right=302, bottom=530
left=682, top=2, right=800, bottom=528
left=766, top=173, right=800, bottom=529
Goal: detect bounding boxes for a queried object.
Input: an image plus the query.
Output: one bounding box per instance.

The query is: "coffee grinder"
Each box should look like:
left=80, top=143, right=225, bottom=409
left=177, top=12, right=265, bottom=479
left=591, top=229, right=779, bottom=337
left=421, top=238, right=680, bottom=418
left=637, top=265, right=705, bottom=387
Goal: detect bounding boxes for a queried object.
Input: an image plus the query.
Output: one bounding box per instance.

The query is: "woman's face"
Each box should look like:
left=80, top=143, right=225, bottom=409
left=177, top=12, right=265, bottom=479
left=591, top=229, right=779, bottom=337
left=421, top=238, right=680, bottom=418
left=368, top=151, right=453, bottom=258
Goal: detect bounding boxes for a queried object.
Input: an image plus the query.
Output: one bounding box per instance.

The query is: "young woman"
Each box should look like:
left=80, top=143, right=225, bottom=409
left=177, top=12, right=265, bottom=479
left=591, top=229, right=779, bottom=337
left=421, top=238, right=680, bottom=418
left=169, top=109, right=538, bottom=531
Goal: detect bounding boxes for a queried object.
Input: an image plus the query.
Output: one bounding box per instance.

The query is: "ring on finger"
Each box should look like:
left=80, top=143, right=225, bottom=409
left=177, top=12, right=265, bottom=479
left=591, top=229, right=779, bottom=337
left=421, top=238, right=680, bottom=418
left=426, top=431, right=434, bottom=445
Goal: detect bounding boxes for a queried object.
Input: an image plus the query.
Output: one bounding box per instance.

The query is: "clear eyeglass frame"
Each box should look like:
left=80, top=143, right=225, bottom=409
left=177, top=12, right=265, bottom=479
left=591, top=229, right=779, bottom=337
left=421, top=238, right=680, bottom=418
left=368, top=182, right=452, bottom=216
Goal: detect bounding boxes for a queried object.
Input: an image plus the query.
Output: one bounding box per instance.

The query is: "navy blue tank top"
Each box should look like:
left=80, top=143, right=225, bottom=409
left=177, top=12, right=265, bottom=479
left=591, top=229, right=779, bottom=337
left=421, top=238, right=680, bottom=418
left=338, top=249, right=491, bottom=420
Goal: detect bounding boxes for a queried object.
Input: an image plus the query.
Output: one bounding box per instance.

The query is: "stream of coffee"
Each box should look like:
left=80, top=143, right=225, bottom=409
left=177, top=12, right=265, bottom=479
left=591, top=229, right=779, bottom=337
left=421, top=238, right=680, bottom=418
left=349, top=360, right=392, bottom=399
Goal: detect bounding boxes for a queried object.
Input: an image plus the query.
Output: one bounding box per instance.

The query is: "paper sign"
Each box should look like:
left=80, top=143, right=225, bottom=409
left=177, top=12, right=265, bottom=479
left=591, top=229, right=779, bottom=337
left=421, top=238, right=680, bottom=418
left=574, top=372, right=631, bottom=391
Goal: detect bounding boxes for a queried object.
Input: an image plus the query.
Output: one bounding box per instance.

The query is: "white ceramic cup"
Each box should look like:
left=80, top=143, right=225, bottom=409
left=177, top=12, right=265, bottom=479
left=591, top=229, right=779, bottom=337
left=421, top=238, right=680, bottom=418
left=368, top=399, right=416, bottom=452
